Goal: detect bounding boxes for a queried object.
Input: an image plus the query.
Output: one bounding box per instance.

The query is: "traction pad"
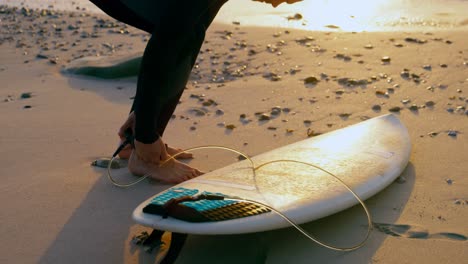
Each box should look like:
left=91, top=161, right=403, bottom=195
left=143, top=187, right=270, bottom=222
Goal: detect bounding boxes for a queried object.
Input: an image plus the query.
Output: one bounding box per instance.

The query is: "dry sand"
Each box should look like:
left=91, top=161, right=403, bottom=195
left=0, top=5, right=467, bottom=264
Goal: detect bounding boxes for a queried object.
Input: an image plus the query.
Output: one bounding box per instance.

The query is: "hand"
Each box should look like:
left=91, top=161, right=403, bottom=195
left=117, top=112, right=135, bottom=159
left=252, top=0, right=302, bottom=8
left=118, top=112, right=136, bottom=141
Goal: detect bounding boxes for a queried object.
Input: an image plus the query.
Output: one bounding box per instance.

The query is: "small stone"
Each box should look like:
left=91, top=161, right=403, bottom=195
left=237, top=155, right=246, bottom=161
left=425, top=101, right=435, bottom=107
left=364, top=44, right=373, bottom=49
left=304, top=76, right=320, bottom=85
left=372, top=105, right=382, bottom=111
left=36, top=54, right=48, bottom=59
left=202, top=99, right=215, bottom=106
left=381, top=56, right=391, bottom=63
left=388, top=106, right=401, bottom=112
left=303, top=120, right=312, bottom=125
left=401, top=99, right=411, bottom=104
left=446, top=178, right=453, bottom=185
left=23, top=105, right=32, bottom=109
left=259, top=113, right=271, bottom=121
left=282, top=107, right=291, bottom=113
left=335, top=90, right=345, bottom=95
left=91, top=158, right=122, bottom=169
left=338, top=113, right=351, bottom=118
left=20, top=92, right=32, bottom=99
left=376, top=90, right=387, bottom=97
left=215, top=109, right=224, bottom=115
left=440, top=64, right=448, bottom=68
left=422, top=65, right=432, bottom=70
left=428, top=131, right=439, bottom=137
left=286, top=128, right=294, bottom=133
left=190, top=126, right=197, bottom=131
left=409, top=104, right=419, bottom=111
left=225, top=124, right=236, bottom=130
left=404, top=37, right=427, bottom=44
left=447, top=130, right=458, bottom=137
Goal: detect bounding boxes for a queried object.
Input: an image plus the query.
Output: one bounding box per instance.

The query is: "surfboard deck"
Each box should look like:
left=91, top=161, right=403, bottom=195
left=133, top=114, right=411, bottom=235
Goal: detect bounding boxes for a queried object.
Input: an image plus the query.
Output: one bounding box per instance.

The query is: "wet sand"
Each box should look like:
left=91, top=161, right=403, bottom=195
left=0, top=5, right=467, bottom=264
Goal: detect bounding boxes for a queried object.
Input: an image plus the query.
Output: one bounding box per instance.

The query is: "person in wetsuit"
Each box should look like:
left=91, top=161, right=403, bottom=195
left=89, top=0, right=302, bottom=184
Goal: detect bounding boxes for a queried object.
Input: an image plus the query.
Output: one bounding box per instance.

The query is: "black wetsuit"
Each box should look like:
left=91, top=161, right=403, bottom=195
left=90, top=0, right=228, bottom=143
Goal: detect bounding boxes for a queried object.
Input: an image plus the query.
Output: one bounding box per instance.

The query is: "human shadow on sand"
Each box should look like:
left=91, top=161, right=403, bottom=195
left=37, top=165, right=171, bottom=264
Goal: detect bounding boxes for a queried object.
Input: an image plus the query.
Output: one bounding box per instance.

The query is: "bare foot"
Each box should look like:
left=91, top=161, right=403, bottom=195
left=118, top=142, right=193, bottom=160
left=127, top=139, right=202, bottom=184
left=166, top=146, right=193, bottom=159
left=128, top=151, right=202, bottom=184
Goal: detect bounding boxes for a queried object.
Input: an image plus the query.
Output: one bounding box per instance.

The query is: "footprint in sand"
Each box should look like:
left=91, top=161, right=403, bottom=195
left=373, top=222, right=467, bottom=241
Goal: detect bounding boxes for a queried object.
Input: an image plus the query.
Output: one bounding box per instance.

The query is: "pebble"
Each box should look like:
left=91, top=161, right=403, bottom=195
left=304, top=76, right=320, bottom=85
left=23, top=105, right=32, bottom=109
left=263, top=72, right=282, bottom=81
left=225, top=124, right=236, bottom=130
left=334, top=54, right=352, bottom=61
left=372, top=105, right=382, bottom=111
left=422, top=65, right=432, bottom=70
left=215, top=109, right=224, bottom=115
left=404, top=37, right=427, bottom=44
left=364, top=44, right=373, bottom=49
left=409, top=104, right=419, bottom=111
left=91, top=158, right=123, bottom=169
left=447, top=130, right=458, bottom=137
left=446, top=178, right=453, bottom=185
left=271, top=108, right=281, bottom=116
left=259, top=113, right=271, bottom=121
left=381, top=56, right=391, bottom=63
left=425, top=101, right=435, bottom=107
left=287, top=13, right=303, bottom=20
left=388, top=106, right=401, bottom=112
left=20, top=92, right=32, bottom=99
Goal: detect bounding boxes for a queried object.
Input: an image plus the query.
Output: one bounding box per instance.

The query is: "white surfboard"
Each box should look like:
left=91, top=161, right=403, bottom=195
left=133, top=114, right=411, bottom=235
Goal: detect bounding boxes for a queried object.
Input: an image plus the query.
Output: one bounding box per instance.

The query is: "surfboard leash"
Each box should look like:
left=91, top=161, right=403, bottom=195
left=106, top=142, right=373, bottom=252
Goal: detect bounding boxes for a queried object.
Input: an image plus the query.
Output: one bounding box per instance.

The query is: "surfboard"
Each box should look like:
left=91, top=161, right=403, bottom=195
left=133, top=114, right=411, bottom=235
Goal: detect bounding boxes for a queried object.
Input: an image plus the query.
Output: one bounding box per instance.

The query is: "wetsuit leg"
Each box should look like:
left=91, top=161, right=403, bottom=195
left=89, top=0, right=228, bottom=143
left=89, top=0, right=154, bottom=33
left=132, top=0, right=228, bottom=143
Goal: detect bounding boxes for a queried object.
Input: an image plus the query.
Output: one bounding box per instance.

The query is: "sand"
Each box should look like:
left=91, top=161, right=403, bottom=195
left=0, top=5, right=467, bottom=264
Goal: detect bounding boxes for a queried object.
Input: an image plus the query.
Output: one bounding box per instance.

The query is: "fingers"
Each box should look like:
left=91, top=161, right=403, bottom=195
left=118, top=112, right=136, bottom=138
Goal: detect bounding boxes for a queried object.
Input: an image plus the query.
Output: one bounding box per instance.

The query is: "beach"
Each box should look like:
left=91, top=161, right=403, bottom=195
left=0, top=2, right=467, bottom=264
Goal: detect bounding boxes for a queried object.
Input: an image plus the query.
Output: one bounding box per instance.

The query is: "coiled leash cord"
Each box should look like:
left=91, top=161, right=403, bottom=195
left=107, top=140, right=373, bottom=252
